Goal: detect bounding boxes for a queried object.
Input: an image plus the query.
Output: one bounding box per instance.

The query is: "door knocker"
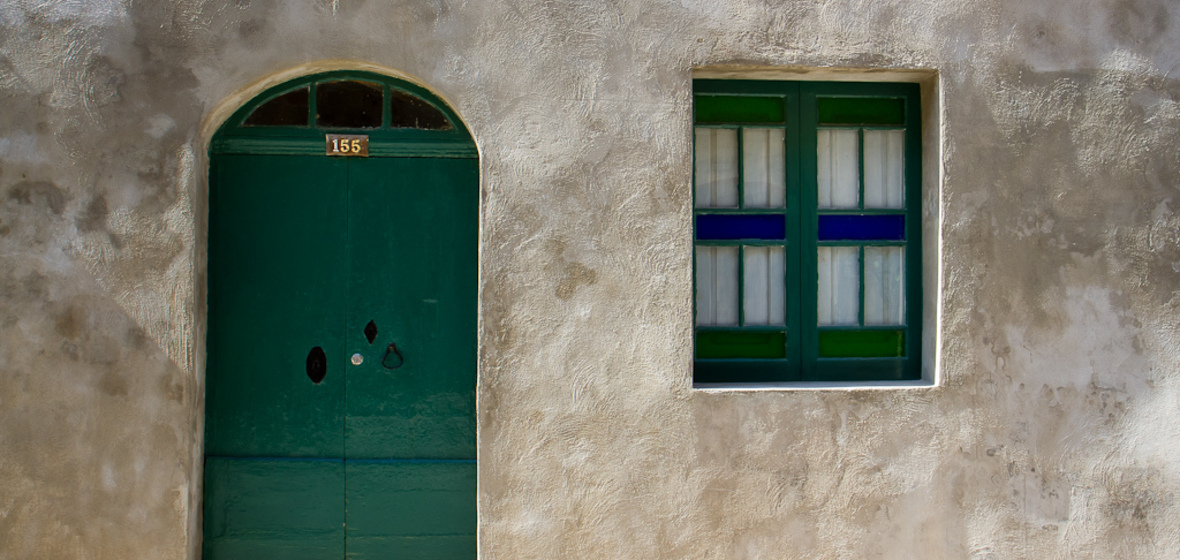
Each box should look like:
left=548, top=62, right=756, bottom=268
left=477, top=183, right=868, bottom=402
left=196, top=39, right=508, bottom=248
left=381, top=342, right=404, bottom=370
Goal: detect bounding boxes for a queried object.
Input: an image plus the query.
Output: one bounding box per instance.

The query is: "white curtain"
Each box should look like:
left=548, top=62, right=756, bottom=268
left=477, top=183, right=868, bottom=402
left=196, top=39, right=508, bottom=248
left=864, top=246, right=905, bottom=325
left=695, top=128, right=739, bottom=208
left=743, top=246, right=786, bottom=325
left=817, top=246, right=860, bottom=325
left=742, top=128, right=786, bottom=208
left=696, top=246, right=739, bottom=326
left=863, top=129, right=905, bottom=209
left=817, top=129, right=859, bottom=209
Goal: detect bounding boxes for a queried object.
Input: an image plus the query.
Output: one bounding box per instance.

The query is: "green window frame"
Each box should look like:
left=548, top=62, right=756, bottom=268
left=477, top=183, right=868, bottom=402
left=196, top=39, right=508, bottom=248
left=693, top=80, right=922, bottom=383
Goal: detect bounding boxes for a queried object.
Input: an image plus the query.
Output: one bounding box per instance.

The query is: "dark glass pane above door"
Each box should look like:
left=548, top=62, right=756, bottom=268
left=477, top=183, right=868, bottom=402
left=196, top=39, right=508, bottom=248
left=244, top=86, right=310, bottom=127
left=389, top=89, right=452, bottom=130
left=317, top=80, right=384, bottom=129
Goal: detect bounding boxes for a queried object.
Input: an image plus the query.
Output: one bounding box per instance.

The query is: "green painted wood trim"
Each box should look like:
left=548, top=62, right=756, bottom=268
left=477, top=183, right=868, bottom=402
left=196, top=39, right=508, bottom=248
left=904, top=88, right=924, bottom=373
left=784, top=87, right=803, bottom=379
left=694, top=360, right=794, bottom=383
left=211, top=136, right=478, bottom=158
left=798, top=85, right=821, bottom=380
left=805, top=358, right=911, bottom=382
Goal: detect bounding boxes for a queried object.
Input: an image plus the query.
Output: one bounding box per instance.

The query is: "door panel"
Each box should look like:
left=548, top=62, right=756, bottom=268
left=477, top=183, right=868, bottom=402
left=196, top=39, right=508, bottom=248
left=344, top=157, right=478, bottom=461
left=204, top=458, right=346, bottom=560
left=205, top=155, right=350, bottom=558
left=206, top=155, right=349, bottom=459
left=345, top=461, right=477, bottom=559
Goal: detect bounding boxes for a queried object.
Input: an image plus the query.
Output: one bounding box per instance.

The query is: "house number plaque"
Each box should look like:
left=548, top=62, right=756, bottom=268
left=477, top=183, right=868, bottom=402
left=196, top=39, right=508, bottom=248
left=326, top=134, right=369, bottom=157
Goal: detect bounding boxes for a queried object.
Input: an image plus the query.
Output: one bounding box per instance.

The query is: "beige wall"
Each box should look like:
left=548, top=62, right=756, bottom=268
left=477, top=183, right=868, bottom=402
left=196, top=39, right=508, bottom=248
left=1, top=0, right=1179, bottom=558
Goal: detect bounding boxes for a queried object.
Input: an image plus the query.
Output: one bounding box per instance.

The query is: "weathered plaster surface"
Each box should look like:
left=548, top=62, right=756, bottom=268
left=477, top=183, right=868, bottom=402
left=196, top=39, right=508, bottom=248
left=1, top=0, right=1179, bottom=558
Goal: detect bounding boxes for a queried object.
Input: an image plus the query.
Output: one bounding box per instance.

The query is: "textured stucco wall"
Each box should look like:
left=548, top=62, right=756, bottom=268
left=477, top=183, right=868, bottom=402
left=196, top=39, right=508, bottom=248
left=2, top=0, right=1179, bottom=558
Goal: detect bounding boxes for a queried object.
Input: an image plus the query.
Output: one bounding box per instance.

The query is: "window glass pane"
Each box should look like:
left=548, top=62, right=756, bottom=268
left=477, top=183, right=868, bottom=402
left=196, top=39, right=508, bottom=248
left=316, top=80, right=383, bottom=129
left=389, top=88, right=453, bottom=130
left=864, top=247, right=905, bottom=325
left=817, top=129, right=859, bottom=209
left=694, top=128, right=739, bottom=208
left=696, top=96, right=786, bottom=124
left=864, top=129, right=905, bottom=208
left=696, top=246, right=739, bottom=326
left=817, top=246, right=859, bottom=326
left=743, top=128, right=786, bottom=209
left=743, top=246, right=785, bottom=326
left=697, top=331, right=787, bottom=359
left=696, top=214, right=785, bottom=241
left=818, top=97, right=905, bottom=125
left=818, top=330, right=905, bottom=357
left=243, top=87, right=309, bottom=127
left=818, top=215, right=905, bottom=241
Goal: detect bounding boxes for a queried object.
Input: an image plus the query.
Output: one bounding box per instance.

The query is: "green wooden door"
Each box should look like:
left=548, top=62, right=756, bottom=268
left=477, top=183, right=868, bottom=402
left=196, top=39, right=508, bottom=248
left=204, top=153, right=477, bottom=559
left=343, top=157, right=478, bottom=558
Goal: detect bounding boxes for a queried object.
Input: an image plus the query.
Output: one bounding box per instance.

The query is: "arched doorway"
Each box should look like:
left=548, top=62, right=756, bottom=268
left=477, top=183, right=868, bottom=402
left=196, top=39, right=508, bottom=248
left=203, top=71, right=477, bottom=559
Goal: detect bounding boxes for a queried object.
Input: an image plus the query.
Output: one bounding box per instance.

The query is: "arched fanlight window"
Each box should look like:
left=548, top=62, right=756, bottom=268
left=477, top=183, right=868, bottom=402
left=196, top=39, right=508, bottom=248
left=240, top=78, right=453, bottom=130
left=213, top=71, right=473, bottom=157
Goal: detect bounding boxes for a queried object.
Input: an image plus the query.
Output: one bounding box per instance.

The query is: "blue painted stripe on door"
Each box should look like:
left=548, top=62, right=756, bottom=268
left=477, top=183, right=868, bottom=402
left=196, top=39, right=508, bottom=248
left=817, top=214, right=905, bottom=241
left=697, top=214, right=786, bottom=240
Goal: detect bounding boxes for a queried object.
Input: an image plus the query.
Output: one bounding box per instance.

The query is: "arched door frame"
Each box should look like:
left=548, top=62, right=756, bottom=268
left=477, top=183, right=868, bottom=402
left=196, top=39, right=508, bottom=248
left=197, top=65, right=481, bottom=559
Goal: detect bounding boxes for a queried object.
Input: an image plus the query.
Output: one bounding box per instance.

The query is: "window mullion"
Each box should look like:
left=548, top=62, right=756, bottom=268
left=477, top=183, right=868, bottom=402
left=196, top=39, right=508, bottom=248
left=857, top=128, right=866, bottom=331
left=736, top=127, right=744, bottom=209
left=858, top=128, right=866, bottom=210
left=796, top=84, right=818, bottom=381
left=381, top=84, right=393, bottom=129
left=736, top=127, right=745, bottom=328
left=858, top=245, right=865, bottom=327
left=737, top=245, right=746, bottom=327
left=308, top=82, right=318, bottom=128
left=903, top=91, right=924, bottom=370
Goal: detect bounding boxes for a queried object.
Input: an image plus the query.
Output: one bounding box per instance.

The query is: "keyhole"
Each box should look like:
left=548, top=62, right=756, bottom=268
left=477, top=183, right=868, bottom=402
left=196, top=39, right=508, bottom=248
left=306, top=346, right=327, bottom=384
left=364, top=320, right=378, bottom=344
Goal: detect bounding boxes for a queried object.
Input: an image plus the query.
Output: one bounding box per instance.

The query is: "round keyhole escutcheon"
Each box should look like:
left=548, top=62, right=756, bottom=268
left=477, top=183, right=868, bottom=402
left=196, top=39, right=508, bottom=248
left=351, top=353, right=364, bottom=366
